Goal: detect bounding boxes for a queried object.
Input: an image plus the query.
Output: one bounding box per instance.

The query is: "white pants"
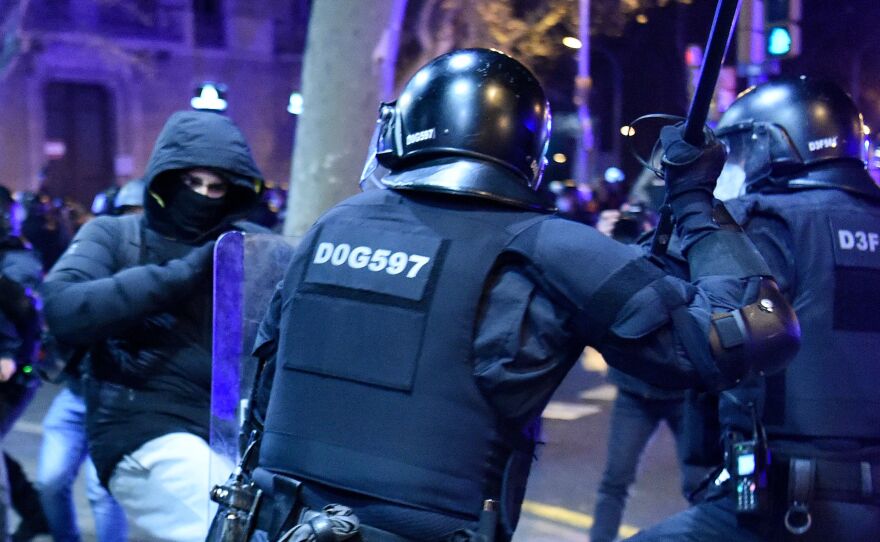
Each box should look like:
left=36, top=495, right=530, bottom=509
left=109, top=432, right=233, bottom=542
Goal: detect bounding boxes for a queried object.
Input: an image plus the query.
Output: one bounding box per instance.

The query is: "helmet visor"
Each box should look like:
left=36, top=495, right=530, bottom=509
left=717, top=123, right=773, bottom=198
left=360, top=119, right=390, bottom=191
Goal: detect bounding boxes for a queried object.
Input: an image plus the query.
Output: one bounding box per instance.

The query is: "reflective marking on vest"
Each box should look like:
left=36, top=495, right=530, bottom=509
left=304, top=223, right=441, bottom=301
left=829, top=216, right=880, bottom=269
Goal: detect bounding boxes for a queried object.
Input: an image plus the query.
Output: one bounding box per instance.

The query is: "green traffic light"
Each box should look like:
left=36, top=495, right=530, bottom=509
left=768, top=26, right=793, bottom=56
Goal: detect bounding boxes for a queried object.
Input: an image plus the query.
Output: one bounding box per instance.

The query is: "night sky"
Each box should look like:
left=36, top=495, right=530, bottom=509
left=590, top=0, right=880, bottom=182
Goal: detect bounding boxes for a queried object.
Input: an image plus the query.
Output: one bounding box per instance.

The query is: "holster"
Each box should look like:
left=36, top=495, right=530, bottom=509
left=206, top=476, right=262, bottom=542
left=252, top=468, right=305, bottom=539
left=206, top=432, right=265, bottom=542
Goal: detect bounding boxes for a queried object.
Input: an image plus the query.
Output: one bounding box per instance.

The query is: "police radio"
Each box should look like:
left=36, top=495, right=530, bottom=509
left=729, top=405, right=771, bottom=515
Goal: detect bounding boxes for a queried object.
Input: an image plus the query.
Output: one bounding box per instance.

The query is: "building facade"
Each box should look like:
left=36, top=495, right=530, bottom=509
left=0, top=0, right=307, bottom=204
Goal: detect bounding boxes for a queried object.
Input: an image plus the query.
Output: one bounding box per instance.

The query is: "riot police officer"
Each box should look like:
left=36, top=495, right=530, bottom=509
left=241, top=49, right=798, bottom=542
left=629, top=78, right=880, bottom=541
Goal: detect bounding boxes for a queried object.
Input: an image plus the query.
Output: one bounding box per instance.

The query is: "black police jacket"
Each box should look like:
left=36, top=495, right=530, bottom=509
left=723, top=187, right=880, bottom=444
left=255, top=186, right=776, bottom=537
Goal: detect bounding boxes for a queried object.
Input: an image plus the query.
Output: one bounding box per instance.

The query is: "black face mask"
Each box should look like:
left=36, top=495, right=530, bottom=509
left=165, top=185, right=230, bottom=239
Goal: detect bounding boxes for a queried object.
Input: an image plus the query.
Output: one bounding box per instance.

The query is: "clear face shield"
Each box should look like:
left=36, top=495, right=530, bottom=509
left=715, top=123, right=774, bottom=200
left=359, top=121, right=388, bottom=191
left=359, top=102, right=397, bottom=192
left=530, top=106, right=552, bottom=191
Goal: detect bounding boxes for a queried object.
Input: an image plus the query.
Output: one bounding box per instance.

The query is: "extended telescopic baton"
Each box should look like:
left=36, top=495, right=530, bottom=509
left=650, top=0, right=742, bottom=256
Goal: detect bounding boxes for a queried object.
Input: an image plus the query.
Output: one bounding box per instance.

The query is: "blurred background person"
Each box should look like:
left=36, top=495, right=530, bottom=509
left=589, top=199, right=705, bottom=542
left=36, top=185, right=129, bottom=542
left=0, top=186, right=44, bottom=541
left=20, top=193, right=72, bottom=273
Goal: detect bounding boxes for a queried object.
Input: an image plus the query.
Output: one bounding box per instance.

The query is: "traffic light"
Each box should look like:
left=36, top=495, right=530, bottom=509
left=765, top=0, right=801, bottom=58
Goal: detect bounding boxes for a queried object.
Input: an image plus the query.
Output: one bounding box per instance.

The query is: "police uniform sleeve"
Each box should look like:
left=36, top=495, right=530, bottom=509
left=724, top=199, right=796, bottom=297
left=41, top=216, right=213, bottom=345
left=476, top=217, right=797, bottom=422
left=246, top=279, right=284, bottom=435
left=473, top=220, right=703, bottom=424
left=473, top=264, right=584, bottom=425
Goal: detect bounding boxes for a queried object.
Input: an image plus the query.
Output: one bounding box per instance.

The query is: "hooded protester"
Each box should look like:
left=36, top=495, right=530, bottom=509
left=40, top=111, right=265, bottom=542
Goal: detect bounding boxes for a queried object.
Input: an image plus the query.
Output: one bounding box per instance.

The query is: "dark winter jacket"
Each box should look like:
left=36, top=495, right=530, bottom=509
left=0, top=240, right=43, bottom=407
left=40, top=111, right=264, bottom=486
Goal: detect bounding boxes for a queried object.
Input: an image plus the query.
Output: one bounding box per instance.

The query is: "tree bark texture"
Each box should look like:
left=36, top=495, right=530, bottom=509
left=284, top=0, right=407, bottom=237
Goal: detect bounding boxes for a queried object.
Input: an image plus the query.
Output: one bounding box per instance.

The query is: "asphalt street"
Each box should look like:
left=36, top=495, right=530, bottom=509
left=7, top=354, right=692, bottom=541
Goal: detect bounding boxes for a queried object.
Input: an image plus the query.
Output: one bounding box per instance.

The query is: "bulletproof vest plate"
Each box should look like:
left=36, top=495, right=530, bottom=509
left=261, top=190, right=550, bottom=518
left=723, top=190, right=880, bottom=441
left=829, top=216, right=880, bottom=269
left=829, top=215, right=880, bottom=332
left=304, top=222, right=441, bottom=301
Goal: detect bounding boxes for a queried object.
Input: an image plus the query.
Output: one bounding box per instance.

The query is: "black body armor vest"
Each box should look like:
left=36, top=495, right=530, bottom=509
left=724, top=188, right=880, bottom=442
left=260, top=189, right=550, bottom=521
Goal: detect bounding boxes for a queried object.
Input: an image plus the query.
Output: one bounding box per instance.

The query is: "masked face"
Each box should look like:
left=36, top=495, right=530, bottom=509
left=714, top=162, right=746, bottom=201
left=181, top=169, right=229, bottom=198
left=164, top=169, right=231, bottom=238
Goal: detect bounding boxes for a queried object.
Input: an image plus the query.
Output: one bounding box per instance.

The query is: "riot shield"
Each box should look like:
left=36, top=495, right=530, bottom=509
left=210, top=231, right=299, bottom=466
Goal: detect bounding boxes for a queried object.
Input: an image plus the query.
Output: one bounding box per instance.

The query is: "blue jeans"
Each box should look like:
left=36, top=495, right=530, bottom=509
left=2, top=377, right=40, bottom=541
left=590, top=389, right=708, bottom=542
left=37, top=386, right=127, bottom=542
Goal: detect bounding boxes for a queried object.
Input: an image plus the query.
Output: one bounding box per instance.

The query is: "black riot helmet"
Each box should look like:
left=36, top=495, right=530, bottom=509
left=361, top=48, right=554, bottom=211
left=715, top=76, right=879, bottom=200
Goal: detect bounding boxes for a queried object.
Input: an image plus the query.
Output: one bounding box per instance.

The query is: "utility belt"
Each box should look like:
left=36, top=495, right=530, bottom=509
left=773, top=453, right=880, bottom=535
left=723, top=431, right=880, bottom=535
left=208, top=463, right=501, bottom=542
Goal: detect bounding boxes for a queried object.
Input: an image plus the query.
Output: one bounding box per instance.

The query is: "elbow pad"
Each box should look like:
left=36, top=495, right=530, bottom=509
left=709, top=278, right=801, bottom=380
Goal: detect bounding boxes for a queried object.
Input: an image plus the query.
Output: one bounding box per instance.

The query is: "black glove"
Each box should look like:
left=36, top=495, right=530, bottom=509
left=180, top=240, right=216, bottom=275
left=659, top=124, right=728, bottom=253
left=161, top=240, right=216, bottom=288
left=660, top=124, right=727, bottom=199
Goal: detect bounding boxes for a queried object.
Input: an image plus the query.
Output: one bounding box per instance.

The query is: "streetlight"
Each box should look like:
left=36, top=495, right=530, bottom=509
left=191, top=82, right=228, bottom=112
left=288, top=92, right=304, bottom=115
left=562, top=36, right=583, bottom=49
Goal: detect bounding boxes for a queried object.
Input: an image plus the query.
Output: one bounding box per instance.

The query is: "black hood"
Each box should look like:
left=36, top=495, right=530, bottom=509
left=143, top=111, right=264, bottom=241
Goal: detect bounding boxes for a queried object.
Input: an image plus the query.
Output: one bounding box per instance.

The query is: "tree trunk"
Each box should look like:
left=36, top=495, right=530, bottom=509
left=284, top=0, right=408, bottom=237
